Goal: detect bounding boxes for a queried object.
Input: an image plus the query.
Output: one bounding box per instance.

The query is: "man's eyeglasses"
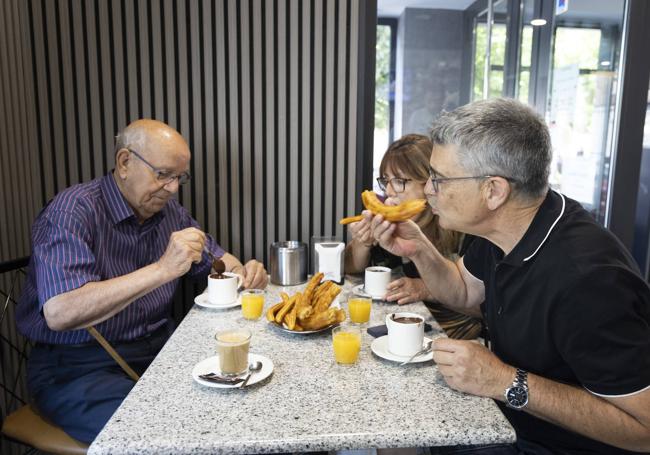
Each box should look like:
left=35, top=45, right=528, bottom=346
left=128, top=148, right=191, bottom=185
left=376, top=176, right=412, bottom=193
left=427, top=165, right=515, bottom=193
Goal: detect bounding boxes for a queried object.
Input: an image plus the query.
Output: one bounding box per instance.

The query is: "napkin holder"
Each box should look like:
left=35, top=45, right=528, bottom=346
left=311, top=237, right=345, bottom=284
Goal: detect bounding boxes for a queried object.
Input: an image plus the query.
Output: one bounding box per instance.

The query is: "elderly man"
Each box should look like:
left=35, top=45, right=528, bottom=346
left=370, top=99, right=650, bottom=454
left=16, top=119, right=268, bottom=443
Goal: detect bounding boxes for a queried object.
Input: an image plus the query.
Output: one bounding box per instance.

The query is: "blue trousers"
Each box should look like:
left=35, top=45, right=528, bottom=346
left=27, top=323, right=172, bottom=443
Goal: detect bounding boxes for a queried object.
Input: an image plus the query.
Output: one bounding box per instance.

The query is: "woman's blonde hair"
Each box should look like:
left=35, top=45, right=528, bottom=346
left=379, top=134, right=462, bottom=258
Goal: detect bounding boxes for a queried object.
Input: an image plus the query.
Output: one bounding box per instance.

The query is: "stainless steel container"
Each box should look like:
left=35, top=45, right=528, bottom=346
left=270, top=241, right=308, bottom=285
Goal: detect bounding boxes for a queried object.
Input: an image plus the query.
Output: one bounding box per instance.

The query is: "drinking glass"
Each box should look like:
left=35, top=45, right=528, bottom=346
left=241, top=289, right=265, bottom=320
left=215, top=328, right=251, bottom=376
left=347, top=295, right=372, bottom=324
left=332, top=325, right=361, bottom=365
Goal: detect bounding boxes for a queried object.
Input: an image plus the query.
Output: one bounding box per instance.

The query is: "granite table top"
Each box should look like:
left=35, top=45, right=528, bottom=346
left=89, top=275, right=514, bottom=454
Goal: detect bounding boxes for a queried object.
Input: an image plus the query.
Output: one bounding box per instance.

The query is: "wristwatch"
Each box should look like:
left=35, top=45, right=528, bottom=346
left=504, top=368, right=529, bottom=410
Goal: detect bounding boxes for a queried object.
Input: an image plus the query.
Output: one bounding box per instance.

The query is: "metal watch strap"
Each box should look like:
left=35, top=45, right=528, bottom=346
left=514, top=368, right=528, bottom=389
left=504, top=368, right=529, bottom=410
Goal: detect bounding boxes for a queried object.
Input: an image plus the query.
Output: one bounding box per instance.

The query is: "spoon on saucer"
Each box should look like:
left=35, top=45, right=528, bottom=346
left=240, top=360, right=263, bottom=388
left=398, top=340, right=433, bottom=367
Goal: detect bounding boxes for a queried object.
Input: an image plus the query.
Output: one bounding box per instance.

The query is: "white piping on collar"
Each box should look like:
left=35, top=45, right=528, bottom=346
left=523, top=191, right=566, bottom=262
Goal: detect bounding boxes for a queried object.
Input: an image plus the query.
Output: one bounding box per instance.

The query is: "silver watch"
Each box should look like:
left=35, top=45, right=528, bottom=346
left=504, top=368, right=529, bottom=410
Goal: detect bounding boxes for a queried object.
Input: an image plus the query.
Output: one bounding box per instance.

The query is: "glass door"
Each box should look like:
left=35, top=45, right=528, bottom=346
left=472, top=0, right=509, bottom=101
left=539, top=1, right=626, bottom=222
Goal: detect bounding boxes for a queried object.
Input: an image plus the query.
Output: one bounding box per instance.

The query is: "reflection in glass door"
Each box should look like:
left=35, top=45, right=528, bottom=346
left=544, top=1, right=625, bottom=223
left=472, top=0, right=508, bottom=101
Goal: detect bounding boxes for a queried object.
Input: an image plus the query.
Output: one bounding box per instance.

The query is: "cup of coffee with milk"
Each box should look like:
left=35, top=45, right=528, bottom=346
left=386, top=312, right=425, bottom=356
left=215, top=328, right=251, bottom=376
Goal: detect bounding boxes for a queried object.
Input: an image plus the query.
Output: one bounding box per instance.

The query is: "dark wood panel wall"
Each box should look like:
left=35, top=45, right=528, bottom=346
left=0, top=0, right=375, bottom=268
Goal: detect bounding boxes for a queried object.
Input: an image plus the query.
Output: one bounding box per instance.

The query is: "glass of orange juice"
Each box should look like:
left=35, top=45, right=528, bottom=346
left=332, top=325, right=362, bottom=365
left=348, top=295, right=372, bottom=324
left=241, top=289, right=265, bottom=320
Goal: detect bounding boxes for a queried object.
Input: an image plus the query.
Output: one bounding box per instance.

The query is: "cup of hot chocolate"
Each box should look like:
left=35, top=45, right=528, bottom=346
left=208, top=272, right=243, bottom=305
left=364, top=266, right=391, bottom=299
left=386, top=312, right=425, bottom=356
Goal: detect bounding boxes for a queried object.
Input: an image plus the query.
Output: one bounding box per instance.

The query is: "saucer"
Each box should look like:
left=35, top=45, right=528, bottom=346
left=352, top=284, right=387, bottom=301
left=370, top=335, right=433, bottom=364
left=191, top=353, right=273, bottom=388
left=194, top=293, right=241, bottom=309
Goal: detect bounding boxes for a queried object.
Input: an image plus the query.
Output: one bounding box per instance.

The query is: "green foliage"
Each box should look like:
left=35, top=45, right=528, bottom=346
left=473, top=23, right=507, bottom=100
left=375, top=25, right=391, bottom=130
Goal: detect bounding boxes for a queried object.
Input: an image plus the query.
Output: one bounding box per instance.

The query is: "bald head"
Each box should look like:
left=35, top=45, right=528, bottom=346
left=113, top=119, right=191, bottom=222
left=115, top=119, right=189, bottom=161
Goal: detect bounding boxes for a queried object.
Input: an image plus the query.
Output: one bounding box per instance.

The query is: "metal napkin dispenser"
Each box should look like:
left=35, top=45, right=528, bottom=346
left=270, top=241, right=308, bottom=285
left=311, top=237, right=345, bottom=284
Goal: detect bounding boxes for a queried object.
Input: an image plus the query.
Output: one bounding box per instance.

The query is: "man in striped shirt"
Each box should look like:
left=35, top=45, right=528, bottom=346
left=16, top=119, right=268, bottom=443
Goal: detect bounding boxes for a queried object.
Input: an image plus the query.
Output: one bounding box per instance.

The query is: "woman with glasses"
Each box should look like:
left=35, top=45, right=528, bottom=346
left=344, top=134, right=481, bottom=340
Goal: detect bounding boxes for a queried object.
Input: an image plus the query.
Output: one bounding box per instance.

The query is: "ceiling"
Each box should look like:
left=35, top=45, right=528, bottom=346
left=378, top=0, right=476, bottom=18
left=379, top=0, right=625, bottom=24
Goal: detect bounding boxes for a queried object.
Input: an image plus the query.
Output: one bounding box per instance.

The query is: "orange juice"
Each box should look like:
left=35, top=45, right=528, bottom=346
left=348, top=297, right=371, bottom=324
left=332, top=327, right=361, bottom=364
left=241, top=290, right=265, bottom=320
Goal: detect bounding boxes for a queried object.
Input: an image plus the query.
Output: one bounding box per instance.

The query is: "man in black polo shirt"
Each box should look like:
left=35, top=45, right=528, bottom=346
left=369, top=98, right=650, bottom=454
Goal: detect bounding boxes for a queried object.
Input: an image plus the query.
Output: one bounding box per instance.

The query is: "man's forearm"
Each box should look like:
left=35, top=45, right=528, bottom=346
left=221, top=253, right=244, bottom=274
left=43, top=262, right=174, bottom=331
left=410, top=243, right=479, bottom=316
left=344, top=240, right=372, bottom=274
left=494, top=370, right=650, bottom=452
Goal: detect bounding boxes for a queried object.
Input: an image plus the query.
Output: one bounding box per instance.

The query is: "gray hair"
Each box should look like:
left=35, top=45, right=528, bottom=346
left=429, top=98, right=551, bottom=199
left=114, top=125, right=147, bottom=156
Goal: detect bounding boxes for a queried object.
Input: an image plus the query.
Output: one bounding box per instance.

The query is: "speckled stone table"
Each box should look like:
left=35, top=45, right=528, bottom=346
left=89, top=276, right=514, bottom=454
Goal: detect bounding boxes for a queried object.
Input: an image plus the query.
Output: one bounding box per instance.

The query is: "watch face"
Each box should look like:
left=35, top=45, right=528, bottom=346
left=506, top=386, right=528, bottom=408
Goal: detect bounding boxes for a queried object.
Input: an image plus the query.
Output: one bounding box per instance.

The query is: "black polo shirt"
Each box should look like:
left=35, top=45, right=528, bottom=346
left=463, top=190, right=650, bottom=454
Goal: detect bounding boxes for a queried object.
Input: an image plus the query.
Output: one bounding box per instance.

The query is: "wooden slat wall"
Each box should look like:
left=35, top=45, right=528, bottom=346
left=0, top=2, right=375, bottom=452
left=0, top=0, right=40, bottom=264
left=0, top=0, right=372, bottom=267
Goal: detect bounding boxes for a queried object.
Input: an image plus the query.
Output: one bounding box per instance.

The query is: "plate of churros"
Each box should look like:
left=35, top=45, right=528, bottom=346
left=266, top=272, right=347, bottom=334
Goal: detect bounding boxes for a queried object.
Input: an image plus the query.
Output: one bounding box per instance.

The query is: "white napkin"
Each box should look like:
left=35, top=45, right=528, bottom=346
left=315, top=242, right=344, bottom=282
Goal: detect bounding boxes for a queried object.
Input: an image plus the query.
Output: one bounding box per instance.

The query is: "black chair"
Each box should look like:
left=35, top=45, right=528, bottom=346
left=1, top=257, right=88, bottom=455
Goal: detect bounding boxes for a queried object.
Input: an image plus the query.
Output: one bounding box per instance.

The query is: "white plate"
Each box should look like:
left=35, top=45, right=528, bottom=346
left=269, top=320, right=340, bottom=334
left=370, top=335, right=433, bottom=364
left=191, top=353, right=273, bottom=388
left=194, top=293, right=241, bottom=309
left=352, top=284, right=387, bottom=301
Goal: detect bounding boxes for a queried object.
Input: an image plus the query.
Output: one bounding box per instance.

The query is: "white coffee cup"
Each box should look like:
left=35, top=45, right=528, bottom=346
left=386, top=312, right=425, bottom=357
left=207, top=272, right=243, bottom=305
left=364, top=266, right=391, bottom=298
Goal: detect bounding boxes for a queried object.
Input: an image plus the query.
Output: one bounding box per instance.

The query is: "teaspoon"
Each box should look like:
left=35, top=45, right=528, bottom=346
left=240, top=360, right=263, bottom=388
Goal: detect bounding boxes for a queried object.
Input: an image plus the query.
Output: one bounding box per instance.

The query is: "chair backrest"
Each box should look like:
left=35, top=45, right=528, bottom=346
left=0, top=256, right=31, bottom=455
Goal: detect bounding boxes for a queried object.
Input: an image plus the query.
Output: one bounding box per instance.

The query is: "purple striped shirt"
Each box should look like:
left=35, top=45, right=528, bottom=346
left=16, top=172, right=225, bottom=344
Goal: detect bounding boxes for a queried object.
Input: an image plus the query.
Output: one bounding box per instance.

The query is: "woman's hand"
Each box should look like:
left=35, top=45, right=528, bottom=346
left=347, top=215, right=375, bottom=248
left=385, top=277, right=432, bottom=304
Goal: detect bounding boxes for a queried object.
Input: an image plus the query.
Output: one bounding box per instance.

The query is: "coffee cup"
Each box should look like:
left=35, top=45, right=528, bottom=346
left=215, top=328, right=251, bottom=376
left=386, top=312, right=425, bottom=356
left=208, top=272, right=243, bottom=305
left=364, top=266, right=391, bottom=298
